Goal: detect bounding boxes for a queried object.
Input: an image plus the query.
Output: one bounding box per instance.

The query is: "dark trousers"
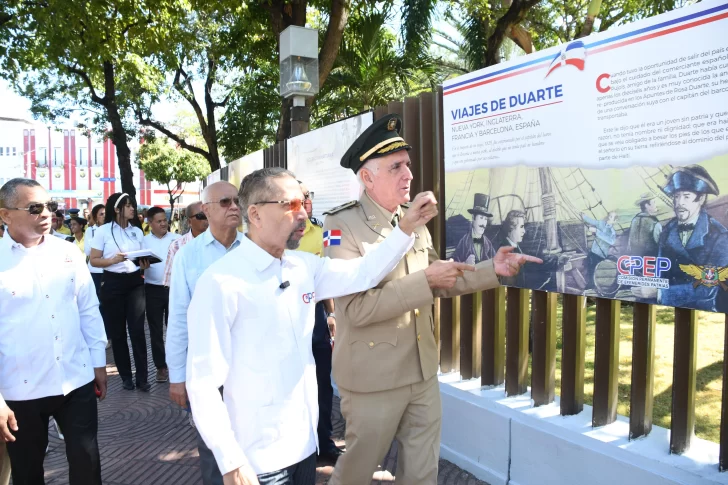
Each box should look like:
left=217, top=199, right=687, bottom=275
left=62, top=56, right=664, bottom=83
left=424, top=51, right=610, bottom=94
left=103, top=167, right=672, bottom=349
left=90, top=273, right=108, bottom=336
left=101, top=271, right=148, bottom=384
left=257, top=453, right=316, bottom=485
left=5, top=381, right=101, bottom=485
left=196, top=429, right=223, bottom=485
left=312, top=301, right=335, bottom=450
left=313, top=344, right=334, bottom=450
left=145, top=284, right=169, bottom=370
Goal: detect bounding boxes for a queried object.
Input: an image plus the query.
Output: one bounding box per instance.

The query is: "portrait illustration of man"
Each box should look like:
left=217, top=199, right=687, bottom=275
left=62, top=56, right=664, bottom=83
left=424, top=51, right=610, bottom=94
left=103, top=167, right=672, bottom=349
left=452, top=193, right=496, bottom=265
left=632, top=165, right=728, bottom=312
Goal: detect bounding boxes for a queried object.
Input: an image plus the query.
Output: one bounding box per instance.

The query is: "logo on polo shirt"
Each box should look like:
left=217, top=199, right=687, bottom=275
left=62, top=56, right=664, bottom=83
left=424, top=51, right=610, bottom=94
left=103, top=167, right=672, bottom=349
left=302, top=292, right=315, bottom=304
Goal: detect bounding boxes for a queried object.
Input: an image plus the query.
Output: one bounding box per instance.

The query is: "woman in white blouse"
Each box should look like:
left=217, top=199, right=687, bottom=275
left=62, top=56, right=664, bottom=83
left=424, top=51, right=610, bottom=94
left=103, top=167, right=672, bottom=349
left=89, top=193, right=152, bottom=392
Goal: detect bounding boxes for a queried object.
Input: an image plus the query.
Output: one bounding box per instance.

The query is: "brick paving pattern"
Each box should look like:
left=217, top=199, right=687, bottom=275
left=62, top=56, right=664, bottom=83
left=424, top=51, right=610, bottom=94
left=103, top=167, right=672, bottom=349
left=30, top=331, right=488, bottom=484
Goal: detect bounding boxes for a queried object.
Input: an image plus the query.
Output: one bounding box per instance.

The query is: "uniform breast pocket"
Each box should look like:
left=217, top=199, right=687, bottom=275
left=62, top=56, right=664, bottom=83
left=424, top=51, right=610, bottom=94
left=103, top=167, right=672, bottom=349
left=349, top=324, right=397, bottom=349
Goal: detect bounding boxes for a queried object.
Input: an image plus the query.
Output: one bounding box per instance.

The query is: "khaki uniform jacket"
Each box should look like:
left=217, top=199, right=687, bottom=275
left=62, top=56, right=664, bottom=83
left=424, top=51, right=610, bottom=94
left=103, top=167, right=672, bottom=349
left=323, top=192, right=500, bottom=393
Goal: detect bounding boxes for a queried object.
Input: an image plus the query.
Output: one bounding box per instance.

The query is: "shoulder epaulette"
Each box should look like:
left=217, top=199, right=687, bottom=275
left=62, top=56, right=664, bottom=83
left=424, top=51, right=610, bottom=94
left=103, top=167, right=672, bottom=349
left=323, top=200, right=360, bottom=215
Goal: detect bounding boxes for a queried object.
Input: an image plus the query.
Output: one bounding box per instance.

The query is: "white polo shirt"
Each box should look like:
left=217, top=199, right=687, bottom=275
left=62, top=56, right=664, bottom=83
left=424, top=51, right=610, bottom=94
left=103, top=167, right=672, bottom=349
left=186, top=227, right=414, bottom=476
left=142, top=231, right=180, bottom=285
left=0, top=231, right=107, bottom=406
left=90, top=222, right=144, bottom=273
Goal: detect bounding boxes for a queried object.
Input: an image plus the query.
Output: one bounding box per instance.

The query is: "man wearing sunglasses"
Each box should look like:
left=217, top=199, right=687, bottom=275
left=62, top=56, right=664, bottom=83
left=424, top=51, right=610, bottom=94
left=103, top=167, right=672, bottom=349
left=0, top=178, right=107, bottom=485
left=162, top=202, right=208, bottom=287
left=186, top=167, right=438, bottom=485
left=167, top=183, right=243, bottom=485
left=324, top=114, right=542, bottom=485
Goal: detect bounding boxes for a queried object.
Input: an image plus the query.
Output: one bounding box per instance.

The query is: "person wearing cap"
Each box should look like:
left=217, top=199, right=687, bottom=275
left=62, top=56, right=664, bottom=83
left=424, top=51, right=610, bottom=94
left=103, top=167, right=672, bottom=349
left=89, top=192, right=152, bottom=392
left=323, top=114, right=541, bottom=485
left=65, top=213, right=88, bottom=255
left=627, top=193, right=662, bottom=257
left=633, top=165, right=728, bottom=312
left=297, top=181, right=344, bottom=463
left=581, top=210, right=617, bottom=287
left=452, top=193, right=496, bottom=265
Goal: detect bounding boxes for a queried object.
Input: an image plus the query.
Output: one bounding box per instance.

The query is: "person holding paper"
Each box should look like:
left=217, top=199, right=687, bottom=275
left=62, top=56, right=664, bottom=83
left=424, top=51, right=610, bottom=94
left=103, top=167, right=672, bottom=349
left=142, top=207, right=180, bottom=383
left=186, top=167, right=437, bottom=485
left=89, top=192, right=152, bottom=392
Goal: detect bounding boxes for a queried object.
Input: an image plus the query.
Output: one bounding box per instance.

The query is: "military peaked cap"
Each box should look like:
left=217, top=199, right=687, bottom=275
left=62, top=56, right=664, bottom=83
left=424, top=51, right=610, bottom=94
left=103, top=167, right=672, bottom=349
left=340, top=114, right=411, bottom=173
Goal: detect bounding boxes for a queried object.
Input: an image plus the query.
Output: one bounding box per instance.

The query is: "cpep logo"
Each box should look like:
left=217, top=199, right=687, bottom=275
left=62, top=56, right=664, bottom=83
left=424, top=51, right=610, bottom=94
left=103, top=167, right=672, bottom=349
left=302, top=292, right=315, bottom=304
left=617, top=256, right=671, bottom=278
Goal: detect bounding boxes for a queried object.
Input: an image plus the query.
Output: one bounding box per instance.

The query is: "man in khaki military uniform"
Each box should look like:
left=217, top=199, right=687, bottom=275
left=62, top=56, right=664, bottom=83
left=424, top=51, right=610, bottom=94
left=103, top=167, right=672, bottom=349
left=324, top=114, right=540, bottom=485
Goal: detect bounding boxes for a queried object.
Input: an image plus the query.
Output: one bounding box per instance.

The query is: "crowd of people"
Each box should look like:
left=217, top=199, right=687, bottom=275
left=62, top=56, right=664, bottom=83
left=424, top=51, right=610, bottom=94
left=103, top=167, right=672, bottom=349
left=0, top=114, right=539, bottom=485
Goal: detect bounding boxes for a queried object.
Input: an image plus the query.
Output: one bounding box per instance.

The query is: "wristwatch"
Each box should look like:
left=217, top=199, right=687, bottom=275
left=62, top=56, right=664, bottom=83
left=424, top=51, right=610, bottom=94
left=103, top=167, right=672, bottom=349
left=327, top=312, right=336, bottom=319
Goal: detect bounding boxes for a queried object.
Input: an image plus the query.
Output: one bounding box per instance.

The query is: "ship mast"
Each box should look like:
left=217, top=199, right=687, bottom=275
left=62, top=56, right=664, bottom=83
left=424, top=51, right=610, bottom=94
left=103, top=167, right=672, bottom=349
left=539, top=167, right=562, bottom=254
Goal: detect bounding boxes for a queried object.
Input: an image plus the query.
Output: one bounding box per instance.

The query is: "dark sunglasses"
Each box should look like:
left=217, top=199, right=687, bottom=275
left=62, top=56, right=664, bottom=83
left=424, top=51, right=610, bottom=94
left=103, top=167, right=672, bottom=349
left=208, top=196, right=241, bottom=208
left=192, top=212, right=207, bottom=221
left=253, top=198, right=304, bottom=212
left=6, top=201, right=58, bottom=215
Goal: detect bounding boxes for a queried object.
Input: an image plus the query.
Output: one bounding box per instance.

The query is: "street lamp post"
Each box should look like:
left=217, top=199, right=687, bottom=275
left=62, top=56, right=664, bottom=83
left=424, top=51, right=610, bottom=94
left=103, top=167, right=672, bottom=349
left=279, top=26, right=319, bottom=137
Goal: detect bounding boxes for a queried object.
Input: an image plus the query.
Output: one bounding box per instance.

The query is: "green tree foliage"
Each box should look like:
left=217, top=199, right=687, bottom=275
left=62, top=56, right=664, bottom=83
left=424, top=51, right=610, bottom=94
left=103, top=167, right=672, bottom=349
left=135, top=0, right=275, bottom=172
left=0, top=0, right=187, bottom=205
left=137, top=136, right=210, bottom=215
left=313, top=5, right=437, bottom=125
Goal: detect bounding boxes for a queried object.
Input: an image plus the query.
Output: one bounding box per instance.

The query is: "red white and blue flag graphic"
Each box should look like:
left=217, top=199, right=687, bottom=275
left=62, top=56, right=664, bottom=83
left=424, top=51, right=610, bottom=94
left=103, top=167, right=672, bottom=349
left=545, top=40, right=587, bottom=78
left=323, top=230, right=342, bottom=247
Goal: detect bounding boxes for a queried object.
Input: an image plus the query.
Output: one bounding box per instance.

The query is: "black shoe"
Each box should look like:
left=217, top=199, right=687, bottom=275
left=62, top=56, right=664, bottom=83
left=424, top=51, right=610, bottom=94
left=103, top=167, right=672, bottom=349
left=122, top=379, right=135, bottom=391
left=137, top=381, right=151, bottom=392
left=318, top=445, right=345, bottom=462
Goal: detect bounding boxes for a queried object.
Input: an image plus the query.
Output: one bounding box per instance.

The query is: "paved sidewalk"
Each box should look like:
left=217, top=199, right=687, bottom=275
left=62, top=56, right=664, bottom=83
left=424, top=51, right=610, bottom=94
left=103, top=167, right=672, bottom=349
left=32, top=338, right=488, bottom=484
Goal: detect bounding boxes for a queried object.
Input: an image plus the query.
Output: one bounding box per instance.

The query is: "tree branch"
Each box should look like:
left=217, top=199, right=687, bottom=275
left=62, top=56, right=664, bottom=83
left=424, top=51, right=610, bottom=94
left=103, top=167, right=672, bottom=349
left=318, top=0, right=350, bottom=88
left=136, top=111, right=211, bottom=160
left=485, top=0, right=540, bottom=67
left=64, top=64, right=106, bottom=105
left=173, top=65, right=208, bottom=134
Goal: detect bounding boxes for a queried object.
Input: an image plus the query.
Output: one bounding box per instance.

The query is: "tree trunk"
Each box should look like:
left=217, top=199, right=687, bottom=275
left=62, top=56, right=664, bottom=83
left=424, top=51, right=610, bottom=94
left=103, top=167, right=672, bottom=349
left=102, top=61, right=137, bottom=206
left=485, top=0, right=540, bottom=67
left=577, top=0, right=603, bottom=38
left=203, top=58, right=222, bottom=171
left=168, top=187, right=175, bottom=219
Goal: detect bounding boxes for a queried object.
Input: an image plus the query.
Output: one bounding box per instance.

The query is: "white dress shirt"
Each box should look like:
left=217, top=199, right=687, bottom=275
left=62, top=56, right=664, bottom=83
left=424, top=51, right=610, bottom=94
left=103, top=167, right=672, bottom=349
left=166, top=230, right=244, bottom=383
left=0, top=231, right=107, bottom=407
left=142, top=231, right=180, bottom=285
left=186, top=227, right=415, bottom=476
left=90, top=222, right=144, bottom=273
left=84, top=225, right=103, bottom=274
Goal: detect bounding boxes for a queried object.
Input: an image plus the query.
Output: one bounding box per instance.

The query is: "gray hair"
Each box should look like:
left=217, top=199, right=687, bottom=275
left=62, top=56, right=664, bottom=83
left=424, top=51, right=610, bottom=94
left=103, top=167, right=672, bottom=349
left=0, top=178, right=42, bottom=209
left=185, top=201, right=203, bottom=218
left=239, top=167, right=296, bottom=224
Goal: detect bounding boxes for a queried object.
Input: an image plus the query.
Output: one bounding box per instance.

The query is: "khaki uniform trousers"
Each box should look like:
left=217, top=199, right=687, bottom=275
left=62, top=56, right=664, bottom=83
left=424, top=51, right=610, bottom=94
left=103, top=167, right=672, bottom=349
left=330, top=375, right=441, bottom=485
left=0, top=441, right=10, bottom=485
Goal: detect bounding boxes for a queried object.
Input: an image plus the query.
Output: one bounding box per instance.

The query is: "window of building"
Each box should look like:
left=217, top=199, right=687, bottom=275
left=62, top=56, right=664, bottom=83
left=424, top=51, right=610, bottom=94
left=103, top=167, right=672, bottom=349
left=38, top=147, right=47, bottom=167
left=0, top=147, right=4, bottom=156
left=53, top=147, right=62, bottom=167
left=79, top=147, right=87, bottom=167
left=12, top=147, right=16, bottom=156
left=93, top=147, right=101, bottom=166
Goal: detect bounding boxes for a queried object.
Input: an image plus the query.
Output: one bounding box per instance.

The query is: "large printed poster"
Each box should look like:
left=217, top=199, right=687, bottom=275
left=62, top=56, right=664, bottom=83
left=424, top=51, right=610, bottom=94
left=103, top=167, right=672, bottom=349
left=287, top=112, right=373, bottom=220
left=444, top=0, right=728, bottom=312
left=227, top=149, right=265, bottom=189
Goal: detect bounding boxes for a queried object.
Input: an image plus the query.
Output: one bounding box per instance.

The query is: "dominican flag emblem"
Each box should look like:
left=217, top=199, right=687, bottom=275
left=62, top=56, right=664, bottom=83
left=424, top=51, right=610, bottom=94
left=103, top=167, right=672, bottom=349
left=545, top=41, right=586, bottom=78
left=323, top=230, right=342, bottom=247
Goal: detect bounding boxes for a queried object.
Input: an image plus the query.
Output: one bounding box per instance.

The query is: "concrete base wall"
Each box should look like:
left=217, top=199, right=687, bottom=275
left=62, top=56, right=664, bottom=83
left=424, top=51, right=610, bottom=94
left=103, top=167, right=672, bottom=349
left=438, top=375, right=728, bottom=485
